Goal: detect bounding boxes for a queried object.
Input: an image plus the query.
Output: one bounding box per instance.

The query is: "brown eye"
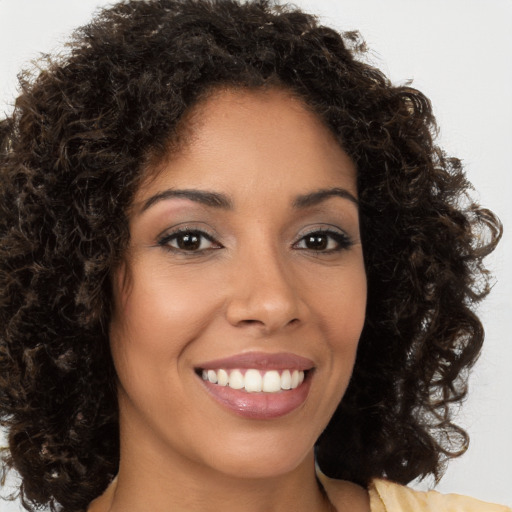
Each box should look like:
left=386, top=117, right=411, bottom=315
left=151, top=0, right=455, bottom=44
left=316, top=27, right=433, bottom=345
left=159, top=230, right=221, bottom=252
left=294, top=230, right=352, bottom=252
left=176, top=232, right=201, bottom=251
left=304, top=234, right=329, bottom=250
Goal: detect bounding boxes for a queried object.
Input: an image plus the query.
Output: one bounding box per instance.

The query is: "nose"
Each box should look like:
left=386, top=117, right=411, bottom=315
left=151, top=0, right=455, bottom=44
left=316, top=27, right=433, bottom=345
left=225, top=246, right=303, bottom=334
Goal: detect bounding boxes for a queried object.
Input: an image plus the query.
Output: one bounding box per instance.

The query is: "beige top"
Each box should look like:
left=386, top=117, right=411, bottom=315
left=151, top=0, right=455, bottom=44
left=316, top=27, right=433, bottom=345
left=320, top=474, right=512, bottom=512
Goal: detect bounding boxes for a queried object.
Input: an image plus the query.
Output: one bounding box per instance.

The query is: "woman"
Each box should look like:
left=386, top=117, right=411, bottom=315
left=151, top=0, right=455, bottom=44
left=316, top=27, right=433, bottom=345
left=0, top=1, right=508, bottom=511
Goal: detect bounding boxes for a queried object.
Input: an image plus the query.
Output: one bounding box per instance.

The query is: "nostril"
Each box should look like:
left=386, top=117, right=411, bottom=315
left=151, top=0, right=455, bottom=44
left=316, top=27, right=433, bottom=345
left=240, top=319, right=263, bottom=325
left=239, top=317, right=299, bottom=326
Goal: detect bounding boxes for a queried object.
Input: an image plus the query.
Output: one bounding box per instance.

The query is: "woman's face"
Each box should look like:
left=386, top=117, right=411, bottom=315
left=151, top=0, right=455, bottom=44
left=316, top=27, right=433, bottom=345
left=110, top=88, right=366, bottom=480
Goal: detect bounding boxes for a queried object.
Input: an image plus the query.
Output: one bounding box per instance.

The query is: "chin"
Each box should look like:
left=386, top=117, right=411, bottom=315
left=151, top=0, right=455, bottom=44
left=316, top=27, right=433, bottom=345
left=215, top=454, right=310, bottom=481
left=194, top=428, right=317, bottom=481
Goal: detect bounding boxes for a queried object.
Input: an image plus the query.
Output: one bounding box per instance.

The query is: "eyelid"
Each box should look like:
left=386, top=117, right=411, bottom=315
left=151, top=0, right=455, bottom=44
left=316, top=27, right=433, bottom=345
left=157, top=222, right=219, bottom=241
left=295, top=224, right=350, bottom=240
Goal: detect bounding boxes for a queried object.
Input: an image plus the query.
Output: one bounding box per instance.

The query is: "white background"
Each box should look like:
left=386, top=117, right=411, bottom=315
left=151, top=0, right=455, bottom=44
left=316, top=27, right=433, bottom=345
left=1, top=0, right=511, bottom=509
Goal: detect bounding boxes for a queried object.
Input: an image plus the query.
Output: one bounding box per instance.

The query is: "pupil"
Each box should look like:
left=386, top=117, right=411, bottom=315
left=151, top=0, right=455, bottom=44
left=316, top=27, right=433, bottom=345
left=306, top=234, right=327, bottom=250
left=178, top=233, right=200, bottom=250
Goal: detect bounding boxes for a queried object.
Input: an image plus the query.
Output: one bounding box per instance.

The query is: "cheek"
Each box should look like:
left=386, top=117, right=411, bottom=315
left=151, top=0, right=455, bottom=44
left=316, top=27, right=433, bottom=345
left=111, top=264, right=220, bottom=351
left=308, top=264, right=366, bottom=411
left=309, top=263, right=367, bottom=348
left=108, top=268, right=216, bottom=399
left=108, top=268, right=221, bottom=429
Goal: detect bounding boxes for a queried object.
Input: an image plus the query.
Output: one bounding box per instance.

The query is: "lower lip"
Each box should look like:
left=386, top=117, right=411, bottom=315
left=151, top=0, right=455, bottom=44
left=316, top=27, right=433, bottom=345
left=199, top=373, right=312, bottom=419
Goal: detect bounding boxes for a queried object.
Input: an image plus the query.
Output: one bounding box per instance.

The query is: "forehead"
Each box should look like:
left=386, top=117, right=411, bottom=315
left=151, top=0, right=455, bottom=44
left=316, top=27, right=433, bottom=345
left=135, top=87, right=357, bottom=205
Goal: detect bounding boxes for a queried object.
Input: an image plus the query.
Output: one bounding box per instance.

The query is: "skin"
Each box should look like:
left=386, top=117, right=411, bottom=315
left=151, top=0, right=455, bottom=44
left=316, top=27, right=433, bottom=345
left=94, top=88, right=369, bottom=512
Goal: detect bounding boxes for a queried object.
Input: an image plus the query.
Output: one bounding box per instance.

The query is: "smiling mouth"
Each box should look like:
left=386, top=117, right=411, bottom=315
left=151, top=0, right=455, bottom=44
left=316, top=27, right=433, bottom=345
left=198, top=368, right=307, bottom=393
left=195, top=352, right=315, bottom=418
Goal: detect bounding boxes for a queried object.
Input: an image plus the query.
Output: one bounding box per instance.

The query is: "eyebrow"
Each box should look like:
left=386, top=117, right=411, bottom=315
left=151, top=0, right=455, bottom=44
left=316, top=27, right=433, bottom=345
left=139, top=186, right=357, bottom=214
left=140, top=189, right=233, bottom=213
left=292, top=188, right=358, bottom=209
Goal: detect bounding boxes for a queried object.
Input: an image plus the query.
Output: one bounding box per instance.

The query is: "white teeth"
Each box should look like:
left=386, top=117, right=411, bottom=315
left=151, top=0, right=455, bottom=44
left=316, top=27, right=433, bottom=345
left=281, top=370, right=292, bottom=390
left=217, top=369, right=229, bottom=386
left=244, top=369, right=262, bottom=392
left=201, top=368, right=306, bottom=392
left=262, top=370, right=281, bottom=393
left=228, top=369, right=244, bottom=390
left=291, top=370, right=299, bottom=388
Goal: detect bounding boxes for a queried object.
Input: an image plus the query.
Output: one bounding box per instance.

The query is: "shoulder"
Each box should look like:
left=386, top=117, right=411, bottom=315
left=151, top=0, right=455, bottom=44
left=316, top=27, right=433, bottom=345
left=368, top=478, right=511, bottom=512
left=319, top=473, right=511, bottom=512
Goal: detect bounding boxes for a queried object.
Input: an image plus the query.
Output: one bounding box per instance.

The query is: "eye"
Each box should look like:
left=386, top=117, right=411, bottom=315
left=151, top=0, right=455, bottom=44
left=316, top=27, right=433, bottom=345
left=158, top=229, right=222, bottom=253
left=294, top=230, right=352, bottom=252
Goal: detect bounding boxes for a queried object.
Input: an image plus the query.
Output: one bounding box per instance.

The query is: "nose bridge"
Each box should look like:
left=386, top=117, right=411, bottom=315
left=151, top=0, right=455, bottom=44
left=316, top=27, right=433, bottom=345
left=226, top=233, right=301, bottom=332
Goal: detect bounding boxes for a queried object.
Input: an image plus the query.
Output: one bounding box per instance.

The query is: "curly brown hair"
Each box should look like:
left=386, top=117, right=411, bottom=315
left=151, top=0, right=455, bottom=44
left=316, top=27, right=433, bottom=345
left=0, top=0, right=502, bottom=511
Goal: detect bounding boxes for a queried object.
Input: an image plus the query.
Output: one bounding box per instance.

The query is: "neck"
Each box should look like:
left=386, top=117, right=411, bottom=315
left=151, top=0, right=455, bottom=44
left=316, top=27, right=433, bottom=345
left=92, top=434, right=331, bottom=512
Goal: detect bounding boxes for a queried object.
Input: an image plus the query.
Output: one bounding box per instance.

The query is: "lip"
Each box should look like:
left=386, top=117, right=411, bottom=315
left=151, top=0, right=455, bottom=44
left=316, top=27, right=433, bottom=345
left=196, top=351, right=315, bottom=371
left=196, top=352, right=315, bottom=419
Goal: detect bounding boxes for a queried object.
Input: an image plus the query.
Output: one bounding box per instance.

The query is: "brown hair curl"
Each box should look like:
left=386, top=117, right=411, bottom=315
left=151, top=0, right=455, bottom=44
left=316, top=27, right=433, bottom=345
left=0, top=1, right=502, bottom=511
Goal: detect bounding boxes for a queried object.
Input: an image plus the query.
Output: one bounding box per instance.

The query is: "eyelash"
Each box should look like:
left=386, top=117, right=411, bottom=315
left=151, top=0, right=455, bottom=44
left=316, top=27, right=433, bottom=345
left=157, top=227, right=353, bottom=255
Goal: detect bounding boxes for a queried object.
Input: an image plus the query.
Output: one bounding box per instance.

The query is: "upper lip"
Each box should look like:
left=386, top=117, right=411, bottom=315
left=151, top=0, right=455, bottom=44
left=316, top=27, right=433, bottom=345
left=196, top=351, right=315, bottom=371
